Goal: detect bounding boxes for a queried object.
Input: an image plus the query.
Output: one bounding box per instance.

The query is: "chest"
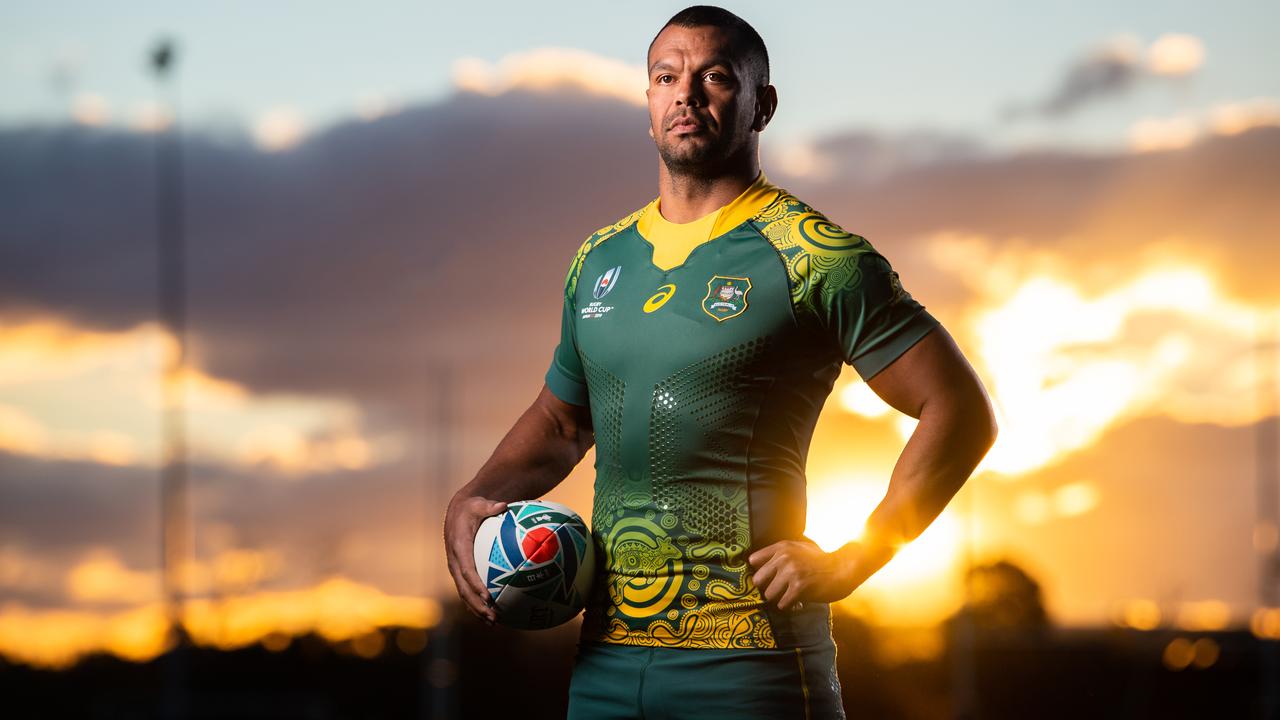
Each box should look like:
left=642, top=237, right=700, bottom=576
left=574, top=227, right=796, bottom=383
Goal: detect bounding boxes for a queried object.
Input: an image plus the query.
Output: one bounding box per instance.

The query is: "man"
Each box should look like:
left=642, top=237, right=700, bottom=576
left=444, top=6, right=997, bottom=719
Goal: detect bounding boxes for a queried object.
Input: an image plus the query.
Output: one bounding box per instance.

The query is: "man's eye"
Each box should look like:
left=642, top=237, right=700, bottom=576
left=705, top=72, right=725, bottom=82
left=656, top=74, right=673, bottom=84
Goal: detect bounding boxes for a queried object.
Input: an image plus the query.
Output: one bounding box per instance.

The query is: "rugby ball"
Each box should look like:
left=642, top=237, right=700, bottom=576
left=473, top=499, right=595, bottom=629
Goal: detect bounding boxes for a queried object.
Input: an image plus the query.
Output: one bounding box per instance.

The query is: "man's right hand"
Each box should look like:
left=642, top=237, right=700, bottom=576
left=444, top=495, right=509, bottom=625
left=440, top=384, right=594, bottom=626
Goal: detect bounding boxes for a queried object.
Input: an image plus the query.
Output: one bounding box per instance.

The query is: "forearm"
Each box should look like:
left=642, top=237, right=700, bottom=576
left=869, top=402, right=992, bottom=542
left=451, top=398, right=592, bottom=507
left=837, top=398, right=996, bottom=571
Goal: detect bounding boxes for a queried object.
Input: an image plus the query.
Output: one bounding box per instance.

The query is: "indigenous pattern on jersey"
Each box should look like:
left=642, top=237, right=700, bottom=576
left=544, top=173, right=939, bottom=650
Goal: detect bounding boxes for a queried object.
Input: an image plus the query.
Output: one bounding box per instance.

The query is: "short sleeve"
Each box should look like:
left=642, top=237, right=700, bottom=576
left=544, top=253, right=590, bottom=406
left=817, top=250, right=940, bottom=381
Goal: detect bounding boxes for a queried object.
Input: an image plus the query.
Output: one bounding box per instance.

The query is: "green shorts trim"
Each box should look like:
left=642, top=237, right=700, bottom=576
left=566, top=636, right=846, bottom=720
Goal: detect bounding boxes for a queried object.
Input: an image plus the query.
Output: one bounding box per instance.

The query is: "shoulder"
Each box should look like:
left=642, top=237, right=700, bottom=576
left=561, top=202, right=649, bottom=300
left=751, top=190, right=872, bottom=259
left=749, top=190, right=881, bottom=308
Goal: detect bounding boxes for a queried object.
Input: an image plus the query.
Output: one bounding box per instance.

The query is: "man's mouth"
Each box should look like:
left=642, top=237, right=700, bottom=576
left=669, top=113, right=707, bottom=131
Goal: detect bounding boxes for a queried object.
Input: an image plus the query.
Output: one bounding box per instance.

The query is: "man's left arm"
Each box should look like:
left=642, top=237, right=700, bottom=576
left=748, top=291, right=998, bottom=612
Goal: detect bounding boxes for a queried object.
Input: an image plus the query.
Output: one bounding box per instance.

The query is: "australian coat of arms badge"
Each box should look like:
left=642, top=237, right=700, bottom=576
left=702, top=275, right=751, bottom=321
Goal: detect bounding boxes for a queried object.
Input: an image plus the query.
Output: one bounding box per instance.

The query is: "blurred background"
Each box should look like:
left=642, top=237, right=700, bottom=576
left=2, top=1, right=1279, bottom=717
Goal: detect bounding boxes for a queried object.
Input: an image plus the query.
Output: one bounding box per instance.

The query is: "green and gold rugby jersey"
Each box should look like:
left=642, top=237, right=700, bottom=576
left=544, top=171, right=940, bottom=650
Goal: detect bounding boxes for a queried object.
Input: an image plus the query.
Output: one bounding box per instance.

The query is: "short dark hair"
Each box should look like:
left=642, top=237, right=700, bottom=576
left=648, top=5, right=770, bottom=87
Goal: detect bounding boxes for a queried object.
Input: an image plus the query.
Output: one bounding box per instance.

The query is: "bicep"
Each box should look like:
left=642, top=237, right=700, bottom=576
left=535, top=383, right=595, bottom=455
left=864, top=323, right=986, bottom=420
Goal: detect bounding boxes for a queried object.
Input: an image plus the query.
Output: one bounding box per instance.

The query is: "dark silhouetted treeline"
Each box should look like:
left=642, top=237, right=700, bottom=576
left=0, top=560, right=1275, bottom=718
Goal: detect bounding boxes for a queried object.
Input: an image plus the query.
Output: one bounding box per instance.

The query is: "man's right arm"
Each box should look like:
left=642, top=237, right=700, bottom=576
left=443, top=383, right=594, bottom=624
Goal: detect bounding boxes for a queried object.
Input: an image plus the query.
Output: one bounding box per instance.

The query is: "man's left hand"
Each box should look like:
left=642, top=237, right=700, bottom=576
left=747, top=538, right=856, bottom=612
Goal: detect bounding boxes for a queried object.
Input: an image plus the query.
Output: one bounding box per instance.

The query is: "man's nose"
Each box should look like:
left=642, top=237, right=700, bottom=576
left=676, top=75, right=706, bottom=107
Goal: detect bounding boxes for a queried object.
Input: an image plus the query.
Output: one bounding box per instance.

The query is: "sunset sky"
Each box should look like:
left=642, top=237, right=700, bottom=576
left=2, top=1, right=1280, bottom=668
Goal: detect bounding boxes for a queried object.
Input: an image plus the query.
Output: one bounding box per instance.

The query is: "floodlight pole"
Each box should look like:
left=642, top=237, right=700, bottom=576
left=423, top=361, right=460, bottom=720
left=1257, top=313, right=1280, bottom=719
left=151, top=36, right=190, bottom=720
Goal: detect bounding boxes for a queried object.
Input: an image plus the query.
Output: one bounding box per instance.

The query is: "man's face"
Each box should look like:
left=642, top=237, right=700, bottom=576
left=646, top=24, right=761, bottom=173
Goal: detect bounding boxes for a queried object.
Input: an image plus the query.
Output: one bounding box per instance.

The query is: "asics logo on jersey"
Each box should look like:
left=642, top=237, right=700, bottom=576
left=643, top=283, right=677, bottom=313
left=594, top=266, right=622, bottom=299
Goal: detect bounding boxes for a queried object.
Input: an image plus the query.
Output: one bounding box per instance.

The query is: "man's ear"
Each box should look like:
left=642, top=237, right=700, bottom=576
left=754, top=85, right=778, bottom=132
left=648, top=125, right=655, bottom=139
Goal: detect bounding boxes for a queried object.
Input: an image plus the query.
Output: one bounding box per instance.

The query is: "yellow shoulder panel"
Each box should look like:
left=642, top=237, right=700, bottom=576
left=564, top=203, right=649, bottom=301
left=752, top=192, right=874, bottom=312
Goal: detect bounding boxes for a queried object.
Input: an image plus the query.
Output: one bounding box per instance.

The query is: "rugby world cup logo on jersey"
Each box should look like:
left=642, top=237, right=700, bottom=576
left=593, top=266, right=622, bottom=299
left=702, top=275, right=751, bottom=321
left=582, top=265, right=622, bottom=320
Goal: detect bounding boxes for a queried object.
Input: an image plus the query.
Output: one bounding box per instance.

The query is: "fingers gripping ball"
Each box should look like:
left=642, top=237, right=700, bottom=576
left=472, top=499, right=596, bottom=629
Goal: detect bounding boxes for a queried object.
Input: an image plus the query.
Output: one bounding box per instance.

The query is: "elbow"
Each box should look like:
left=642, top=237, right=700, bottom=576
left=969, top=386, right=998, bottom=454
left=983, top=400, right=999, bottom=450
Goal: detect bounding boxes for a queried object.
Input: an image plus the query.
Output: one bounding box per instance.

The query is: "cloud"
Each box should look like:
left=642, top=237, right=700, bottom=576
left=0, top=316, right=399, bottom=474
left=921, top=235, right=1272, bottom=475
left=1007, top=34, right=1143, bottom=119
left=71, top=92, right=109, bottom=127
left=1129, top=97, right=1280, bottom=152
left=1128, top=112, right=1201, bottom=152
left=0, top=544, right=63, bottom=597
left=835, top=231, right=1277, bottom=477
left=129, top=100, right=173, bottom=133
left=1210, top=97, right=1280, bottom=134
left=0, top=437, right=479, bottom=668
left=0, top=86, right=656, bottom=441
left=0, top=453, right=159, bottom=563
left=785, top=125, right=1280, bottom=310
left=65, top=548, right=159, bottom=604
left=974, top=414, right=1261, bottom=627
left=5, top=90, right=1279, bottom=481
left=252, top=105, right=307, bottom=152
left=1146, top=33, right=1206, bottom=77
left=1003, top=32, right=1207, bottom=119
left=59, top=545, right=285, bottom=605
left=0, top=446, right=460, bottom=613
left=806, top=409, right=1264, bottom=628
left=3, top=79, right=1279, bottom=642
left=0, top=403, right=49, bottom=456
left=768, top=128, right=990, bottom=185
left=452, top=47, right=647, bottom=107
left=0, top=575, right=438, bottom=669
left=354, top=92, right=401, bottom=122
left=0, top=90, right=646, bottom=638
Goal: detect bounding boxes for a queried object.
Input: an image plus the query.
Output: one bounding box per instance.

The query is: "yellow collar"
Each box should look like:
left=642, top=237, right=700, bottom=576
left=635, top=171, right=782, bottom=270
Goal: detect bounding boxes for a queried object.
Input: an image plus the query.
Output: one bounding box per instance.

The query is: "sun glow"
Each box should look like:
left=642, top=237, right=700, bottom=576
left=805, top=477, right=967, bottom=625
left=917, top=235, right=1278, bottom=478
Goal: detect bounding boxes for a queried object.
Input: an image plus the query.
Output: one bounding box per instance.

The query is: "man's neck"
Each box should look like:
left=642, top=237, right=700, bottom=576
left=656, top=153, right=760, bottom=224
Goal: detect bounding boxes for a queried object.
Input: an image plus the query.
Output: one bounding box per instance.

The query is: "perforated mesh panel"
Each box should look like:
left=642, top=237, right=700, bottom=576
left=583, top=353, right=624, bottom=464
left=649, top=336, right=771, bottom=543
left=582, top=354, right=628, bottom=521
